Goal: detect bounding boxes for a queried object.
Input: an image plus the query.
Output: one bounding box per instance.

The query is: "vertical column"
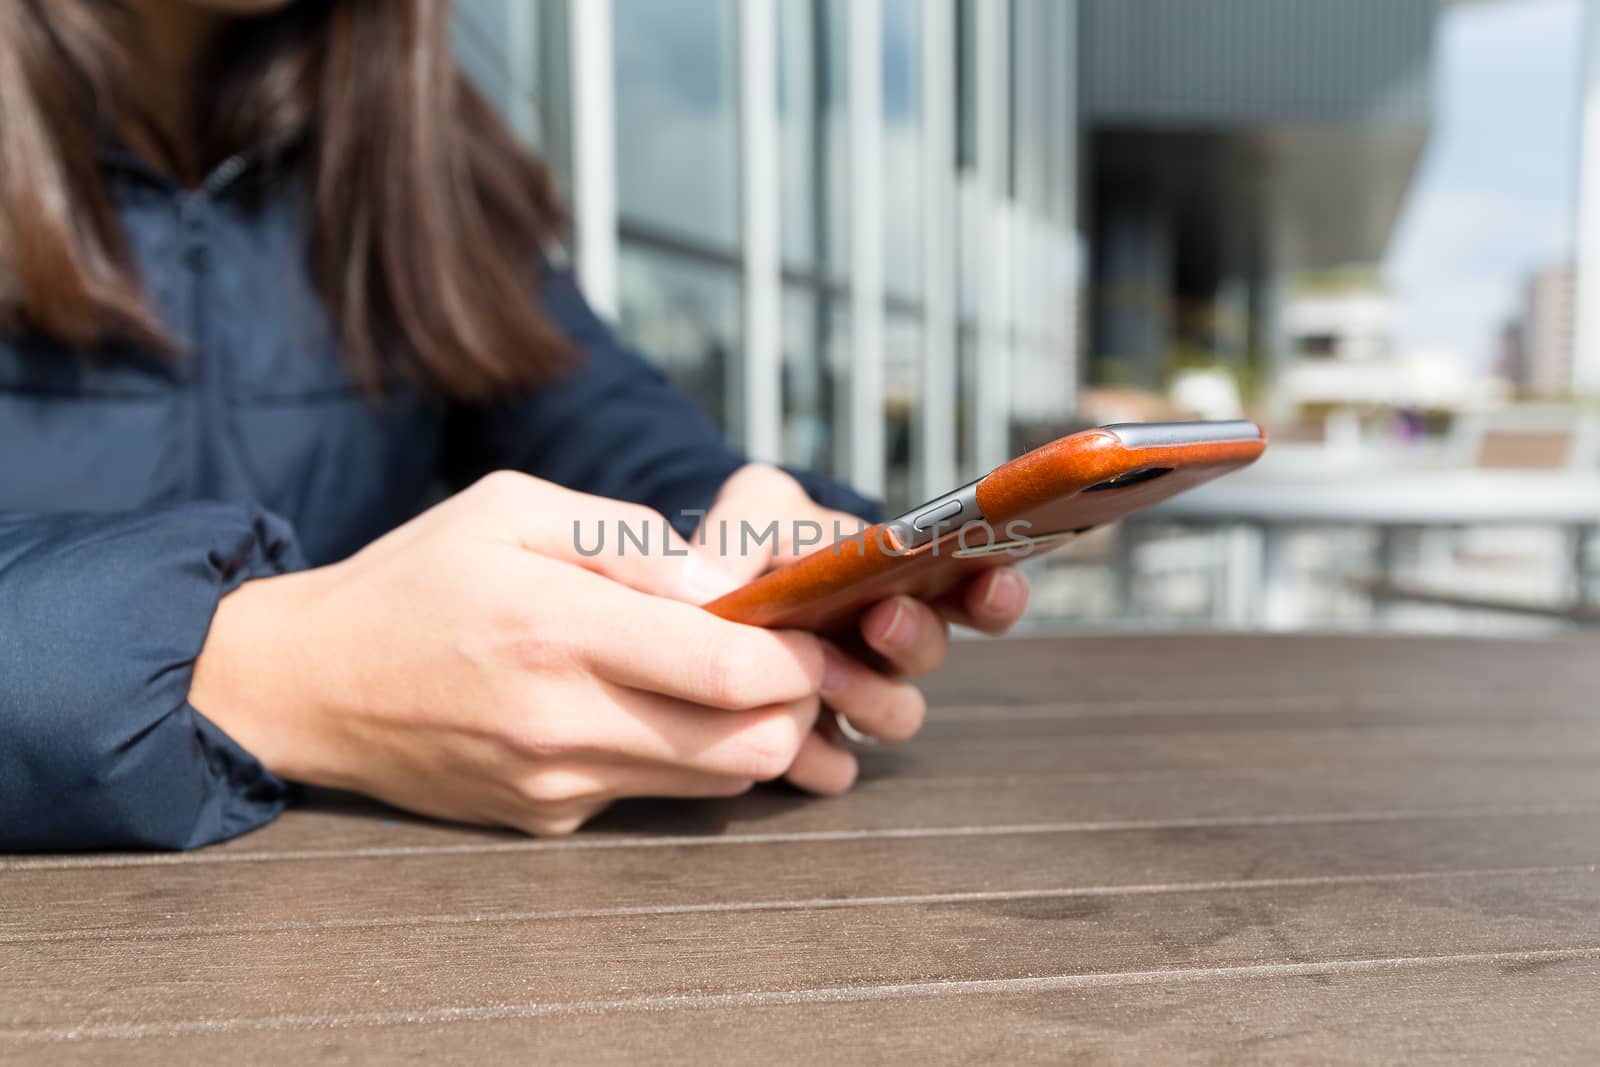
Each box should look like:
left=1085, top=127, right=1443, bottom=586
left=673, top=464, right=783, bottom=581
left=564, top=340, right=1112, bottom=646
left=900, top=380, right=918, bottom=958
left=920, top=0, right=958, bottom=497
left=1061, top=0, right=1080, bottom=416
left=849, top=0, right=887, bottom=495
left=1575, top=0, right=1600, bottom=393
left=1012, top=0, right=1039, bottom=434
left=740, top=0, right=782, bottom=461
left=974, top=0, right=1011, bottom=472
left=570, top=0, right=619, bottom=318
left=1050, top=0, right=1081, bottom=417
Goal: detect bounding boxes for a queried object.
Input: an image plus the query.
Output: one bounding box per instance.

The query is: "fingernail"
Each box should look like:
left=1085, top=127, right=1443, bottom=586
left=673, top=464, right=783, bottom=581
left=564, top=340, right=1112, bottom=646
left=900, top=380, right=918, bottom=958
left=821, top=645, right=850, bottom=695
left=682, top=552, right=741, bottom=602
left=982, top=569, right=1024, bottom=615
left=873, top=598, right=916, bottom=650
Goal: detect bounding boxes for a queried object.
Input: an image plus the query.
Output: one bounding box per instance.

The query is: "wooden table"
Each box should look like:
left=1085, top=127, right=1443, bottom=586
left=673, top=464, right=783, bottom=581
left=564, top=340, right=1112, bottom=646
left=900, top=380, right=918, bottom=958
left=5, top=634, right=1600, bottom=1064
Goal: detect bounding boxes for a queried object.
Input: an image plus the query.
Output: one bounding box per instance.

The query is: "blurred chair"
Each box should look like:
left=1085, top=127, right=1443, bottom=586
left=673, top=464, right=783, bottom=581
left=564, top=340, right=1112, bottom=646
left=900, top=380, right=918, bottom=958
left=1387, top=406, right=1600, bottom=623
left=1447, top=406, right=1600, bottom=471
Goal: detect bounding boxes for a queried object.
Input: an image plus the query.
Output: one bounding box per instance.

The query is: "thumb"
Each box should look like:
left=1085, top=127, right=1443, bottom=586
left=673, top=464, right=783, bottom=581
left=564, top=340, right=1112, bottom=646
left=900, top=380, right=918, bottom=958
left=477, top=473, right=746, bottom=604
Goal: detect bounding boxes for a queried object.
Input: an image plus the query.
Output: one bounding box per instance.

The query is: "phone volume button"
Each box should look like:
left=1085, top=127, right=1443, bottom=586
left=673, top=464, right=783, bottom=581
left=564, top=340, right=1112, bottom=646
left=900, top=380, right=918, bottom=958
left=912, top=499, right=964, bottom=531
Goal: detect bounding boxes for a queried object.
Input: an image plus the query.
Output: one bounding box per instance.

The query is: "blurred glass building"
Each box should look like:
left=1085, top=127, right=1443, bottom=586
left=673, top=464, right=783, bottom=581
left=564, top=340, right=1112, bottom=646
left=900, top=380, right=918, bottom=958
left=1082, top=0, right=1435, bottom=399
left=455, top=0, right=1441, bottom=515
left=454, top=1, right=1600, bottom=637
left=457, top=0, right=1080, bottom=516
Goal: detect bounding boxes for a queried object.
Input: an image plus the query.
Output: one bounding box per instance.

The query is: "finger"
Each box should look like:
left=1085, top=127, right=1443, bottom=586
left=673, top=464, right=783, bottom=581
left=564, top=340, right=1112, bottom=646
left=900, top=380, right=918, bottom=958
left=510, top=763, right=758, bottom=810
left=474, top=471, right=746, bottom=604
left=533, top=675, right=824, bottom=780
left=819, top=644, right=927, bottom=743
left=697, top=466, right=802, bottom=580
left=933, top=566, right=1031, bottom=635
left=698, top=464, right=868, bottom=571
left=769, top=507, right=867, bottom=568
left=567, top=566, right=828, bottom=709
left=702, top=500, right=862, bottom=576
left=496, top=795, right=611, bottom=838
left=783, top=727, right=859, bottom=796
left=858, top=595, right=950, bottom=677
left=613, top=766, right=758, bottom=799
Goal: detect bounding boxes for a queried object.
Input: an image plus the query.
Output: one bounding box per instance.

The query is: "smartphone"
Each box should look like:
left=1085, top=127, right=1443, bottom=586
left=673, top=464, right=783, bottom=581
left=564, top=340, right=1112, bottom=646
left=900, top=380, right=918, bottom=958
left=704, top=420, right=1266, bottom=634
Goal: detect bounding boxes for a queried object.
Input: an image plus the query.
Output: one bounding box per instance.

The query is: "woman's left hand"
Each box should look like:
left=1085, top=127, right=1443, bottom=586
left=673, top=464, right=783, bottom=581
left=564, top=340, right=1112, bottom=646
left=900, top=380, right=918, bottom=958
left=696, top=464, right=1031, bottom=795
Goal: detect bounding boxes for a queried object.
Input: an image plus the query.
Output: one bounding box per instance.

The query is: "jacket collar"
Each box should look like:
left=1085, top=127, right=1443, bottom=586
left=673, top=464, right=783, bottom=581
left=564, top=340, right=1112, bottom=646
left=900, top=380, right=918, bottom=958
left=94, top=138, right=262, bottom=200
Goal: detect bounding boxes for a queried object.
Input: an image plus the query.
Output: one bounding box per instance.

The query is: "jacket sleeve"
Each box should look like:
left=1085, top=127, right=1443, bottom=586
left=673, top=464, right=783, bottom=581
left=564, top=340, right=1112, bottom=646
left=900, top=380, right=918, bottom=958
left=443, top=263, right=882, bottom=533
left=0, top=504, right=303, bottom=851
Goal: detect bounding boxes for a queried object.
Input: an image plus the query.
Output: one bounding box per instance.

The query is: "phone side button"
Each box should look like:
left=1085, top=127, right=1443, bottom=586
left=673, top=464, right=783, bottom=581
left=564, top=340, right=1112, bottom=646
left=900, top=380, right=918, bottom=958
left=912, top=499, right=964, bottom=532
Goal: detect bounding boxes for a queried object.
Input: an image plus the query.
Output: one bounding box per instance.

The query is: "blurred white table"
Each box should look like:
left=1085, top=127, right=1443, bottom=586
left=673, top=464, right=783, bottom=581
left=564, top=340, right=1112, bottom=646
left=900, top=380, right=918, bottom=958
left=1122, top=470, right=1600, bottom=628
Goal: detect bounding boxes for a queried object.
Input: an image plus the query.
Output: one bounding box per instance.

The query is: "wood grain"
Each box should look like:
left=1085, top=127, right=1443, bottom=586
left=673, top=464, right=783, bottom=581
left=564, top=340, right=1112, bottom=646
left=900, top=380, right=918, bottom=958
left=7, top=760, right=1598, bottom=862
left=3, top=634, right=1598, bottom=1063
left=5, top=870, right=1600, bottom=1034
left=914, top=633, right=1600, bottom=703
left=5, top=812, right=1599, bottom=942
left=848, top=721, right=1600, bottom=781
left=20, top=953, right=1600, bottom=1066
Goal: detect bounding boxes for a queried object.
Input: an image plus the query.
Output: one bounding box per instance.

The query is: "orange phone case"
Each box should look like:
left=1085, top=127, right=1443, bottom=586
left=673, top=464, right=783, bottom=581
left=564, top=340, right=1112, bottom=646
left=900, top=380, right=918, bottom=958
left=704, top=420, right=1267, bottom=634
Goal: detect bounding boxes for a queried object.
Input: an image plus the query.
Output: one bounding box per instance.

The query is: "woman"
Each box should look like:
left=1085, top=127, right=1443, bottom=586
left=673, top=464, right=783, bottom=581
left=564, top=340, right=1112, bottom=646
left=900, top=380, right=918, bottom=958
left=0, top=0, right=1028, bottom=850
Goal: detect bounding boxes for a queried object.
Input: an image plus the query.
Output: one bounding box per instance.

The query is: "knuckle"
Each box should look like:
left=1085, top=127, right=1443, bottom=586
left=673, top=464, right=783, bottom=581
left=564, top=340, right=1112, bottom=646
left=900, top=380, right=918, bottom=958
left=731, top=713, right=806, bottom=780
left=484, top=580, right=591, bottom=674
left=537, top=798, right=610, bottom=836
left=701, top=646, right=764, bottom=709
left=473, top=469, right=531, bottom=504
left=773, top=633, right=827, bottom=698
left=502, top=726, right=571, bottom=762
left=599, top=499, right=661, bottom=544
left=614, top=500, right=659, bottom=529
left=516, top=768, right=592, bottom=807
left=708, top=631, right=821, bottom=709
left=496, top=702, right=582, bottom=761
left=504, top=615, right=579, bottom=674
left=524, top=812, right=587, bottom=838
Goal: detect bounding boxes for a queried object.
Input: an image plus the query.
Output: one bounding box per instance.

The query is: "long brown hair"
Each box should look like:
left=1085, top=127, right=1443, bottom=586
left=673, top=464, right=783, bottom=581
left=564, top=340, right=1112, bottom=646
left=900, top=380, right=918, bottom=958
left=0, top=0, right=571, bottom=399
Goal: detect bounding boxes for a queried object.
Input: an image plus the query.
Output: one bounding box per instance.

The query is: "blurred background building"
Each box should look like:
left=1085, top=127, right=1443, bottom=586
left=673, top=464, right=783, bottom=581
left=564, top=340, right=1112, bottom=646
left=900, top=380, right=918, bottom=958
left=456, top=0, right=1600, bottom=636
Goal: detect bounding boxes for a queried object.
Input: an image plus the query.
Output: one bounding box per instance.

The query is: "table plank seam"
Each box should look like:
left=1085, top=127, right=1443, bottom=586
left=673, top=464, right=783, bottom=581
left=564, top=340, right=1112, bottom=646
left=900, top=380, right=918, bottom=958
left=8, top=945, right=1600, bottom=1046
left=8, top=804, right=1597, bottom=870
left=7, top=863, right=1594, bottom=946
left=839, top=764, right=1600, bottom=790
left=930, top=699, right=1600, bottom=721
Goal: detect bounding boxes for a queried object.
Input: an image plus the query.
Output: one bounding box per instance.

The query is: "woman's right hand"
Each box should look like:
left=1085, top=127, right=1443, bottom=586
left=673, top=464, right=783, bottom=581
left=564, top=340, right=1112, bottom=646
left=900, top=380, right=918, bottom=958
left=190, top=471, right=880, bottom=836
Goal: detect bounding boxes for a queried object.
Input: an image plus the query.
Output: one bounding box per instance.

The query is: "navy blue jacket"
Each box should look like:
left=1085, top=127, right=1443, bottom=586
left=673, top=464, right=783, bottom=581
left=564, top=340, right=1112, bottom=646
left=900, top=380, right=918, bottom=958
left=0, top=150, right=874, bottom=852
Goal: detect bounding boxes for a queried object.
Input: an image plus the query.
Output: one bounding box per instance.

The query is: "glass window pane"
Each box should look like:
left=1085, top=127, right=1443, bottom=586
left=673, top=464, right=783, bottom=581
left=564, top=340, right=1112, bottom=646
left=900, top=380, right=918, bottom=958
left=781, top=287, right=851, bottom=481
left=778, top=0, right=818, bottom=271
left=454, top=0, right=522, bottom=117
left=454, top=0, right=572, bottom=195
left=956, top=0, right=977, bottom=170
left=823, top=298, right=854, bottom=477
left=821, top=0, right=852, bottom=285
left=614, top=0, right=741, bottom=248
left=780, top=286, right=825, bottom=468
left=883, top=0, right=924, bottom=303
left=780, top=0, right=853, bottom=478
left=884, top=314, right=925, bottom=512
left=617, top=245, right=743, bottom=441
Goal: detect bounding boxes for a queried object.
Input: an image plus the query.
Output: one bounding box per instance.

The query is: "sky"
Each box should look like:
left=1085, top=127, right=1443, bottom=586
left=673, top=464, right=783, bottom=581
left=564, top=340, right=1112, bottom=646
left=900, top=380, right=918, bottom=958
left=1382, top=0, right=1583, bottom=368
